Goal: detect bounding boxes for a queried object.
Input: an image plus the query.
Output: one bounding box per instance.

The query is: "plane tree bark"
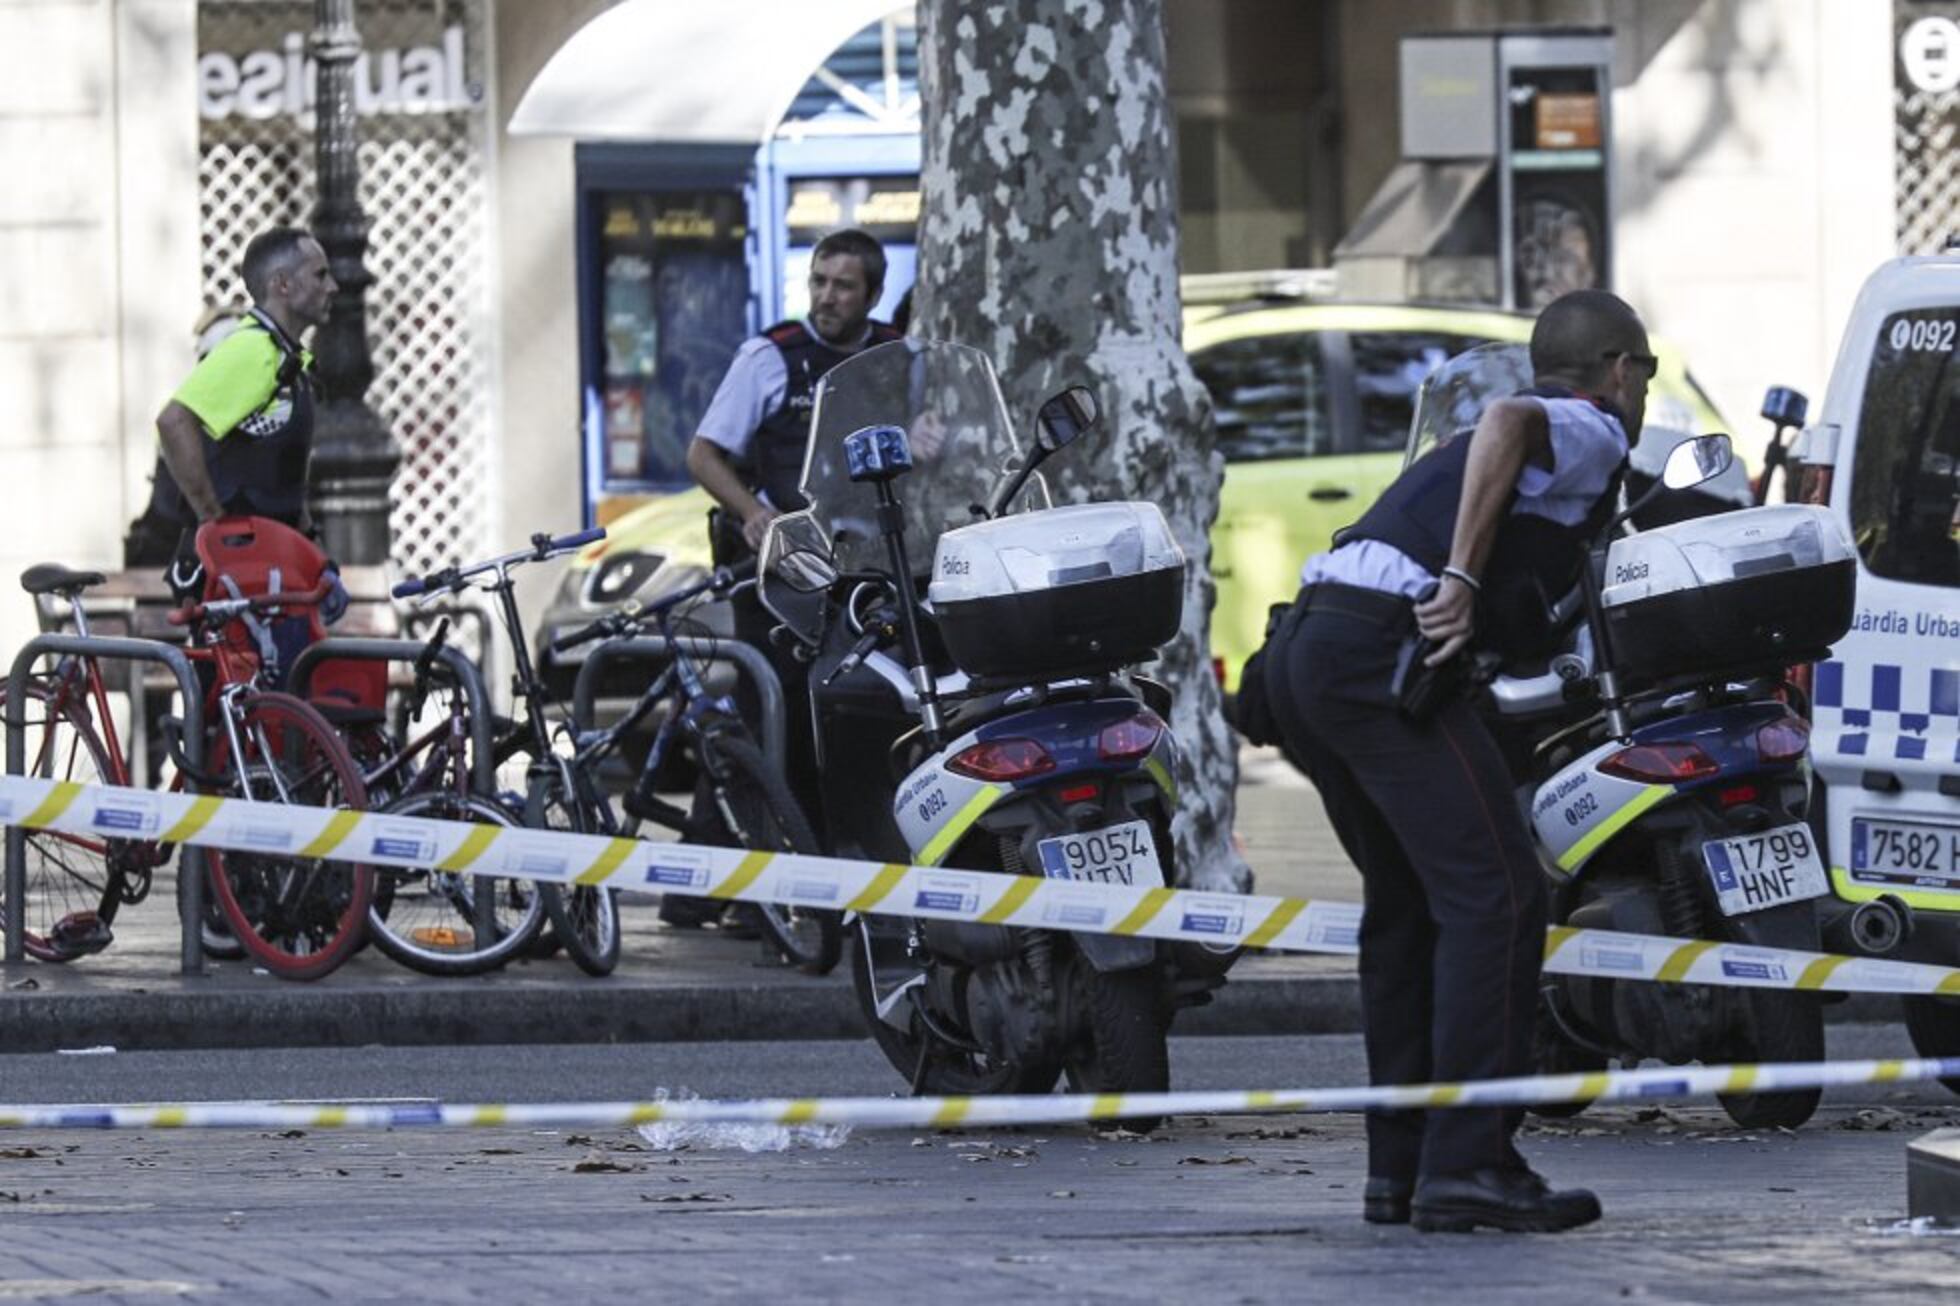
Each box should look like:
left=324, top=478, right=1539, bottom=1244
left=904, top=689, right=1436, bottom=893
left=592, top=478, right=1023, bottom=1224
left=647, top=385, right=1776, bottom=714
left=914, top=0, right=1247, bottom=890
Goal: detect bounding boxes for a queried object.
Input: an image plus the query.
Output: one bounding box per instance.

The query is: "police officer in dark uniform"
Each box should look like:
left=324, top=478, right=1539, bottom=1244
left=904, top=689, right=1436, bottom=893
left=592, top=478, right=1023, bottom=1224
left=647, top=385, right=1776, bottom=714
left=673, top=228, right=900, bottom=926
left=1264, top=290, right=1659, bottom=1233
left=687, top=228, right=901, bottom=556
left=153, top=226, right=336, bottom=593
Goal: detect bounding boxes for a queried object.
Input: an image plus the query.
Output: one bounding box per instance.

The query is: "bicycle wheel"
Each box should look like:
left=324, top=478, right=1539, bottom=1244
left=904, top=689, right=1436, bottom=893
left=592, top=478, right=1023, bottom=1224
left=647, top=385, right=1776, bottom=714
left=365, top=790, right=546, bottom=976
left=700, top=733, right=840, bottom=975
left=204, top=691, right=374, bottom=980
left=531, top=772, right=621, bottom=977
left=0, top=679, right=128, bottom=962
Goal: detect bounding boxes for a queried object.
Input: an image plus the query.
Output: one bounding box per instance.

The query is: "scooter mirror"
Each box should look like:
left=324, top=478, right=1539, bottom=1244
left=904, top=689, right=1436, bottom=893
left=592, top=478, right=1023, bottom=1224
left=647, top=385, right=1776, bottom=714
left=773, top=548, right=839, bottom=594
left=1036, top=386, right=1100, bottom=452
left=1662, top=433, right=1734, bottom=490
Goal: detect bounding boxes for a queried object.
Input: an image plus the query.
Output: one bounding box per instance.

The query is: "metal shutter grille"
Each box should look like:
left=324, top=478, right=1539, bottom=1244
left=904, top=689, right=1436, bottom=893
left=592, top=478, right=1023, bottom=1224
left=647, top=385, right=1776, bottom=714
left=1897, top=4, right=1960, bottom=255
left=195, top=0, right=493, bottom=579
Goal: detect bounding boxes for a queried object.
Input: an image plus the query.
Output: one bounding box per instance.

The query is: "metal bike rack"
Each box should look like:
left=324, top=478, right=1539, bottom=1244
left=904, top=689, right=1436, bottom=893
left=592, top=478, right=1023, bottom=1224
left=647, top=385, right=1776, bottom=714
left=289, top=638, right=498, bottom=799
left=570, top=638, right=787, bottom=773
left=6, top=636, right=206, bottom=975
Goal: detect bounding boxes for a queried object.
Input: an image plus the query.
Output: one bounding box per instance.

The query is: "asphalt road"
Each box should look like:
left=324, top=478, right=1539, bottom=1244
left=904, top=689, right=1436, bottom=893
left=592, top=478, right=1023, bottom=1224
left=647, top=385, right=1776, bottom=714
left=0, top=1027, right=1957, bottom=1303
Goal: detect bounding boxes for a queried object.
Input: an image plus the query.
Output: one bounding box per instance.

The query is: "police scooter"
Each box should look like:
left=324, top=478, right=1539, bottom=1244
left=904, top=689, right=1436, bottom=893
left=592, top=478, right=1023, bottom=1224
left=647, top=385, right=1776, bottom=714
left=1408, top=345, right=1858, bottom=1129
left=758, top=339, right=1230, bottom=1124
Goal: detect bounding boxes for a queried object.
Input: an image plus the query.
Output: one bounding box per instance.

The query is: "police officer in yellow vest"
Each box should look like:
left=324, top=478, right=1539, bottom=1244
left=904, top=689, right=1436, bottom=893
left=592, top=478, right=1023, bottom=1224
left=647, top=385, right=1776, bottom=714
left=152, top=226, right=336, bottom=596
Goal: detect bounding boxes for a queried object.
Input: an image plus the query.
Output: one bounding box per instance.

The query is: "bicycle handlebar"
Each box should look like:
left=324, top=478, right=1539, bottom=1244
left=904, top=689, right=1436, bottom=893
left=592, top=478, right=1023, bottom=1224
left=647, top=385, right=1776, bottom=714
left=165, top=578, right=336, bottom=627
left=550, top=613, right=625, bottom=655
left=546, top=560, right=757, bottom=656
left=392, top=527, right=609, bottom=600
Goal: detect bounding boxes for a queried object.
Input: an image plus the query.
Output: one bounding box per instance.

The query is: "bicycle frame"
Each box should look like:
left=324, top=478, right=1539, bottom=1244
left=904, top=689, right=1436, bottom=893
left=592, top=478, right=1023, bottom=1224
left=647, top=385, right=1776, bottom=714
left=36, top=595, right=133, bottom=787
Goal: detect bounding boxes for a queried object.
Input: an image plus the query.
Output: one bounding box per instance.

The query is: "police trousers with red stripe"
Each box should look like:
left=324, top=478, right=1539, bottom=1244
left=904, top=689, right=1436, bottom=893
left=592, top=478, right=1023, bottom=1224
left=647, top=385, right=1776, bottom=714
left=1264, top=589, right=1546, bottom=1181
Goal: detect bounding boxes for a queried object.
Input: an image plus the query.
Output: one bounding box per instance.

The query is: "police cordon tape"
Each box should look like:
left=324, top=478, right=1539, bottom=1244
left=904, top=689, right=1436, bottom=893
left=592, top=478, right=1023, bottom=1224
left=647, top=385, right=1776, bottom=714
left=3, top=1056, right=1957, bottom=1132
left=6, top=774, right=1960, bottom=999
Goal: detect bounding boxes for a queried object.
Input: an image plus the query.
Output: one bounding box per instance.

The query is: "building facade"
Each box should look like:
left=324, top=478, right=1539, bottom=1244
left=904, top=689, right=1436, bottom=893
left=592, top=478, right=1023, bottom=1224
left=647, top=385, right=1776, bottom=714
left=0, top=0, right=1945, bottom=658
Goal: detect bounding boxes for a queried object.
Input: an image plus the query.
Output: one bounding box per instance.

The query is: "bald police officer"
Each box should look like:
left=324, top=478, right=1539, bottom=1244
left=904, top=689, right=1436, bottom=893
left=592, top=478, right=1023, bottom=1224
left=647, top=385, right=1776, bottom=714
left=1265, top=290, right=1660, bottom=1233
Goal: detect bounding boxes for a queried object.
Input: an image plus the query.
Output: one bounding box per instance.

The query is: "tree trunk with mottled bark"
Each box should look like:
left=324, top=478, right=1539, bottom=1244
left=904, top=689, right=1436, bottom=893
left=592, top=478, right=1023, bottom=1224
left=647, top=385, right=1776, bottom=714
left=915, top=0, right=1247, bottom=891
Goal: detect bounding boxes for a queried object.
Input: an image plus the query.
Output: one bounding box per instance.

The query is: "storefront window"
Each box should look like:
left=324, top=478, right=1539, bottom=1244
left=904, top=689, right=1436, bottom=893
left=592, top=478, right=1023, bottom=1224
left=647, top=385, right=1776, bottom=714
left=590, top=190, right=750, bottom=489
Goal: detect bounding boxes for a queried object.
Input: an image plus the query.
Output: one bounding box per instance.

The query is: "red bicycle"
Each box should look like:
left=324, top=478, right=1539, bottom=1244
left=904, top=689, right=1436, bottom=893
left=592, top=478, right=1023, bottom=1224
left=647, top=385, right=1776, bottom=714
left=3, top=519, right=376, bottom=980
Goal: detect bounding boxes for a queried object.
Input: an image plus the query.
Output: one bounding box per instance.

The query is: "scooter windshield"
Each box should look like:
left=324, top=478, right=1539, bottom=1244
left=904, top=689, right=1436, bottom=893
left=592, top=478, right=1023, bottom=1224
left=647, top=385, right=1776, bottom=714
left=760, top=339, right=1038, bottom=642
left=1403, top=341, right=1535, bottom=468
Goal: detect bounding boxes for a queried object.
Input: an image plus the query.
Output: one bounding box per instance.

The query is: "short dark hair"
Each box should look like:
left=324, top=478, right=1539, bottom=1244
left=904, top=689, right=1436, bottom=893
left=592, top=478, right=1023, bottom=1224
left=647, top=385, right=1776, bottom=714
left=241, top=227, right=315, bottom=304
left=1529, top=289, right=1647, bottom=388
left=812, top=228, right=887, bottom=299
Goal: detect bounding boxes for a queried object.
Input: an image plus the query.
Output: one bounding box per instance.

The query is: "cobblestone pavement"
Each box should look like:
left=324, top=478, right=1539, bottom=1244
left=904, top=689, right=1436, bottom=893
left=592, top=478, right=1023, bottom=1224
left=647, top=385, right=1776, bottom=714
left=0, top=1031, right=1956, bottom=1303
left=0, top=1105, right=1955, bottom=1303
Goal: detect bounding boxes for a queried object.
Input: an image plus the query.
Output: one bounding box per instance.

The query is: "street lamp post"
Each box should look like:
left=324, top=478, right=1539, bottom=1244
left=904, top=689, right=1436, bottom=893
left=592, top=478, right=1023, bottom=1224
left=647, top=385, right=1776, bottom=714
left=306, top=0, right=399, bottom=565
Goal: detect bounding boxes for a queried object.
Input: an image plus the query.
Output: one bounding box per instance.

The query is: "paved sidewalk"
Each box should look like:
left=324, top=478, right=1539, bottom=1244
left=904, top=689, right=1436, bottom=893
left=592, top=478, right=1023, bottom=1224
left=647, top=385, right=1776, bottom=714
left=0, top=747, right=1899, bottom=1050
left=0, top=748, right=1362, bottom=1051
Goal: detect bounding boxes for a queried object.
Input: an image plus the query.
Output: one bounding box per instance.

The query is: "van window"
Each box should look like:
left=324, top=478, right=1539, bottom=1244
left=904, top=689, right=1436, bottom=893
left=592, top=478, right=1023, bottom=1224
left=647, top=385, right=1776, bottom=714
left=1191, top=333, right=1333, bottom=463
left=1351, top=331, right=1495, bottom=452
left=1851, top=309, right=1960, bottom=588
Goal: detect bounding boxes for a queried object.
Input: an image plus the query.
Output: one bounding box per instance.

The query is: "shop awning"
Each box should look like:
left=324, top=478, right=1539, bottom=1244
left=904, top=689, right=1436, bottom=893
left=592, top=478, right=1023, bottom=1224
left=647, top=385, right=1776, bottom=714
left=510, top=0, right=908, bottom=144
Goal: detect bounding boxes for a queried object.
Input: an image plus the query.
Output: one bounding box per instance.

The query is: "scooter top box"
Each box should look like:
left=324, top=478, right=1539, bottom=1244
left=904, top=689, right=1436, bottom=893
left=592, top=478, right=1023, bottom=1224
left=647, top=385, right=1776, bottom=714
left=928, top=501, right=1186, bottom=679
left=1600, top=504, right=1856, bottom=683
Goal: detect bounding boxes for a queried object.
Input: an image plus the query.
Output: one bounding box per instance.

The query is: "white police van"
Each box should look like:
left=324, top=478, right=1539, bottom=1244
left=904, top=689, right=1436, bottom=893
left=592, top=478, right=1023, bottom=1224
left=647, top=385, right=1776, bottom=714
left=1793, top=252, right=1960, bottom=1071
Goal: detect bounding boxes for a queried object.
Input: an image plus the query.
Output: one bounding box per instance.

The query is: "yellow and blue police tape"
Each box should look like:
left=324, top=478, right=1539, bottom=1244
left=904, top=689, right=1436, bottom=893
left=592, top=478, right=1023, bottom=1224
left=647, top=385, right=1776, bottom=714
left=1, top=1055, right=1956, bottom=1132
left=7, top=773, right=1960, bottom=999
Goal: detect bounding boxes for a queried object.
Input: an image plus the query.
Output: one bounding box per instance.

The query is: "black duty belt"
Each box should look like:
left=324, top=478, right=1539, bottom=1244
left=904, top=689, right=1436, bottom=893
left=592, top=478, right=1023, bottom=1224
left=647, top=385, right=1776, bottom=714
left=1295, top=582, right=1416, bottom=633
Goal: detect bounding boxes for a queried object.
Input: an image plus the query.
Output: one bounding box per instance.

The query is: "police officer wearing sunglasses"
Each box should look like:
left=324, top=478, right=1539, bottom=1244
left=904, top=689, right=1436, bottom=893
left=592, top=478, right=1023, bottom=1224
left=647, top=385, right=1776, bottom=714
left=1263, top=289, right=1658, bottom=1233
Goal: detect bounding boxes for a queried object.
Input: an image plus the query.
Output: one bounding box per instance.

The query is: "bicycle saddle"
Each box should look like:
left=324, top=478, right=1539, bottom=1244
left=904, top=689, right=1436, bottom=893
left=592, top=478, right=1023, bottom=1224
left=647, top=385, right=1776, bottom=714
left=20, top=563, right=107, bottom=597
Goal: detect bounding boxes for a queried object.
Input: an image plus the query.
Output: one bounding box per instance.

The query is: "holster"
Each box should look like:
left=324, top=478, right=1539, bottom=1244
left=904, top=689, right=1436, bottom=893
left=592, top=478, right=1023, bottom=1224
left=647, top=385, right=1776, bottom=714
left=706, top=506, right=752, bottom=569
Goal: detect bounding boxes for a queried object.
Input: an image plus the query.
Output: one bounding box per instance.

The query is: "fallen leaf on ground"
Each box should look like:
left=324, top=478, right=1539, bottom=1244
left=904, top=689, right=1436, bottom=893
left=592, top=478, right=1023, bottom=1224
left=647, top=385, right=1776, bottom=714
left=1838, top=1108, right=1906, bottom=1132
left=1225, top=1127, right=1316, bottom=1141
left=641, top=1192, right=729, bottom=1204
left=1178, top=1154, right=1254, bottom=1166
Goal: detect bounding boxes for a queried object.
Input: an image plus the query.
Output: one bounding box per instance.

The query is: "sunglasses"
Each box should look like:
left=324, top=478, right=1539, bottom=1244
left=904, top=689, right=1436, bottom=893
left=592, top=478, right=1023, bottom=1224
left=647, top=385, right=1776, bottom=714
left=1602, top=349, right=1660, bottom=377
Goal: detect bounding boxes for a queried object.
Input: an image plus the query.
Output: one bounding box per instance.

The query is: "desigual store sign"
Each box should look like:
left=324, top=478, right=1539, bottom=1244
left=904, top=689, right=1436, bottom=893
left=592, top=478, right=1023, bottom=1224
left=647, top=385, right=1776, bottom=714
left=197, top=25, right=480, bottom=119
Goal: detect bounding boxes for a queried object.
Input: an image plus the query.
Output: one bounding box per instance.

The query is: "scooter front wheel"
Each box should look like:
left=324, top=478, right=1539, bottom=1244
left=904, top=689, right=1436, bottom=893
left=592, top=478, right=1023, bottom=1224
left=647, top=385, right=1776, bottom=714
left=1528, top=997, right=1607, bottom=1119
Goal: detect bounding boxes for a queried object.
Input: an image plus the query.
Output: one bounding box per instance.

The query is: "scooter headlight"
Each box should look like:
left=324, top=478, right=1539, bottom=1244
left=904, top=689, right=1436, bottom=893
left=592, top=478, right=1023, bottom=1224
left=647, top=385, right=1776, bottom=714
left=1598, top=742, right=1720, bottom=783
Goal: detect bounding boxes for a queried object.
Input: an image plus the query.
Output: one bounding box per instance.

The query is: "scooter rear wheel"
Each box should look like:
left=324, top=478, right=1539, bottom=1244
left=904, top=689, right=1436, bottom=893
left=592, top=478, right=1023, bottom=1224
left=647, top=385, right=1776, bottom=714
left=1063, top=960, right=1170, bottom=1133
left=849, top=921, right=1061, bottom=1097
left=1717, top=989, right=1824, bottom=1129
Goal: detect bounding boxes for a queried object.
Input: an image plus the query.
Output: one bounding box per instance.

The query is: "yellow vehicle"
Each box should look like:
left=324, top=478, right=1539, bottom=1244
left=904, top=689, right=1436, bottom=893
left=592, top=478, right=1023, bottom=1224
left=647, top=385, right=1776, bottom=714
left=541, top=279, right=1729, bottom=698
left=1190, top=290, right=1729, bottom=691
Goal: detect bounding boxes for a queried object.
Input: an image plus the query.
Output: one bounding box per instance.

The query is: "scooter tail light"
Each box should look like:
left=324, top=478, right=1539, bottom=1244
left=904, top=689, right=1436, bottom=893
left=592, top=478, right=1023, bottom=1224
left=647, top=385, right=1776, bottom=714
left=1756, top=717, right=1810, bottom=765
left=946, top=738, right=1055, bottom=783
left=1598, top=742, right=1720, bottom=783
left=1097, top=714, right=1164, bottom=763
